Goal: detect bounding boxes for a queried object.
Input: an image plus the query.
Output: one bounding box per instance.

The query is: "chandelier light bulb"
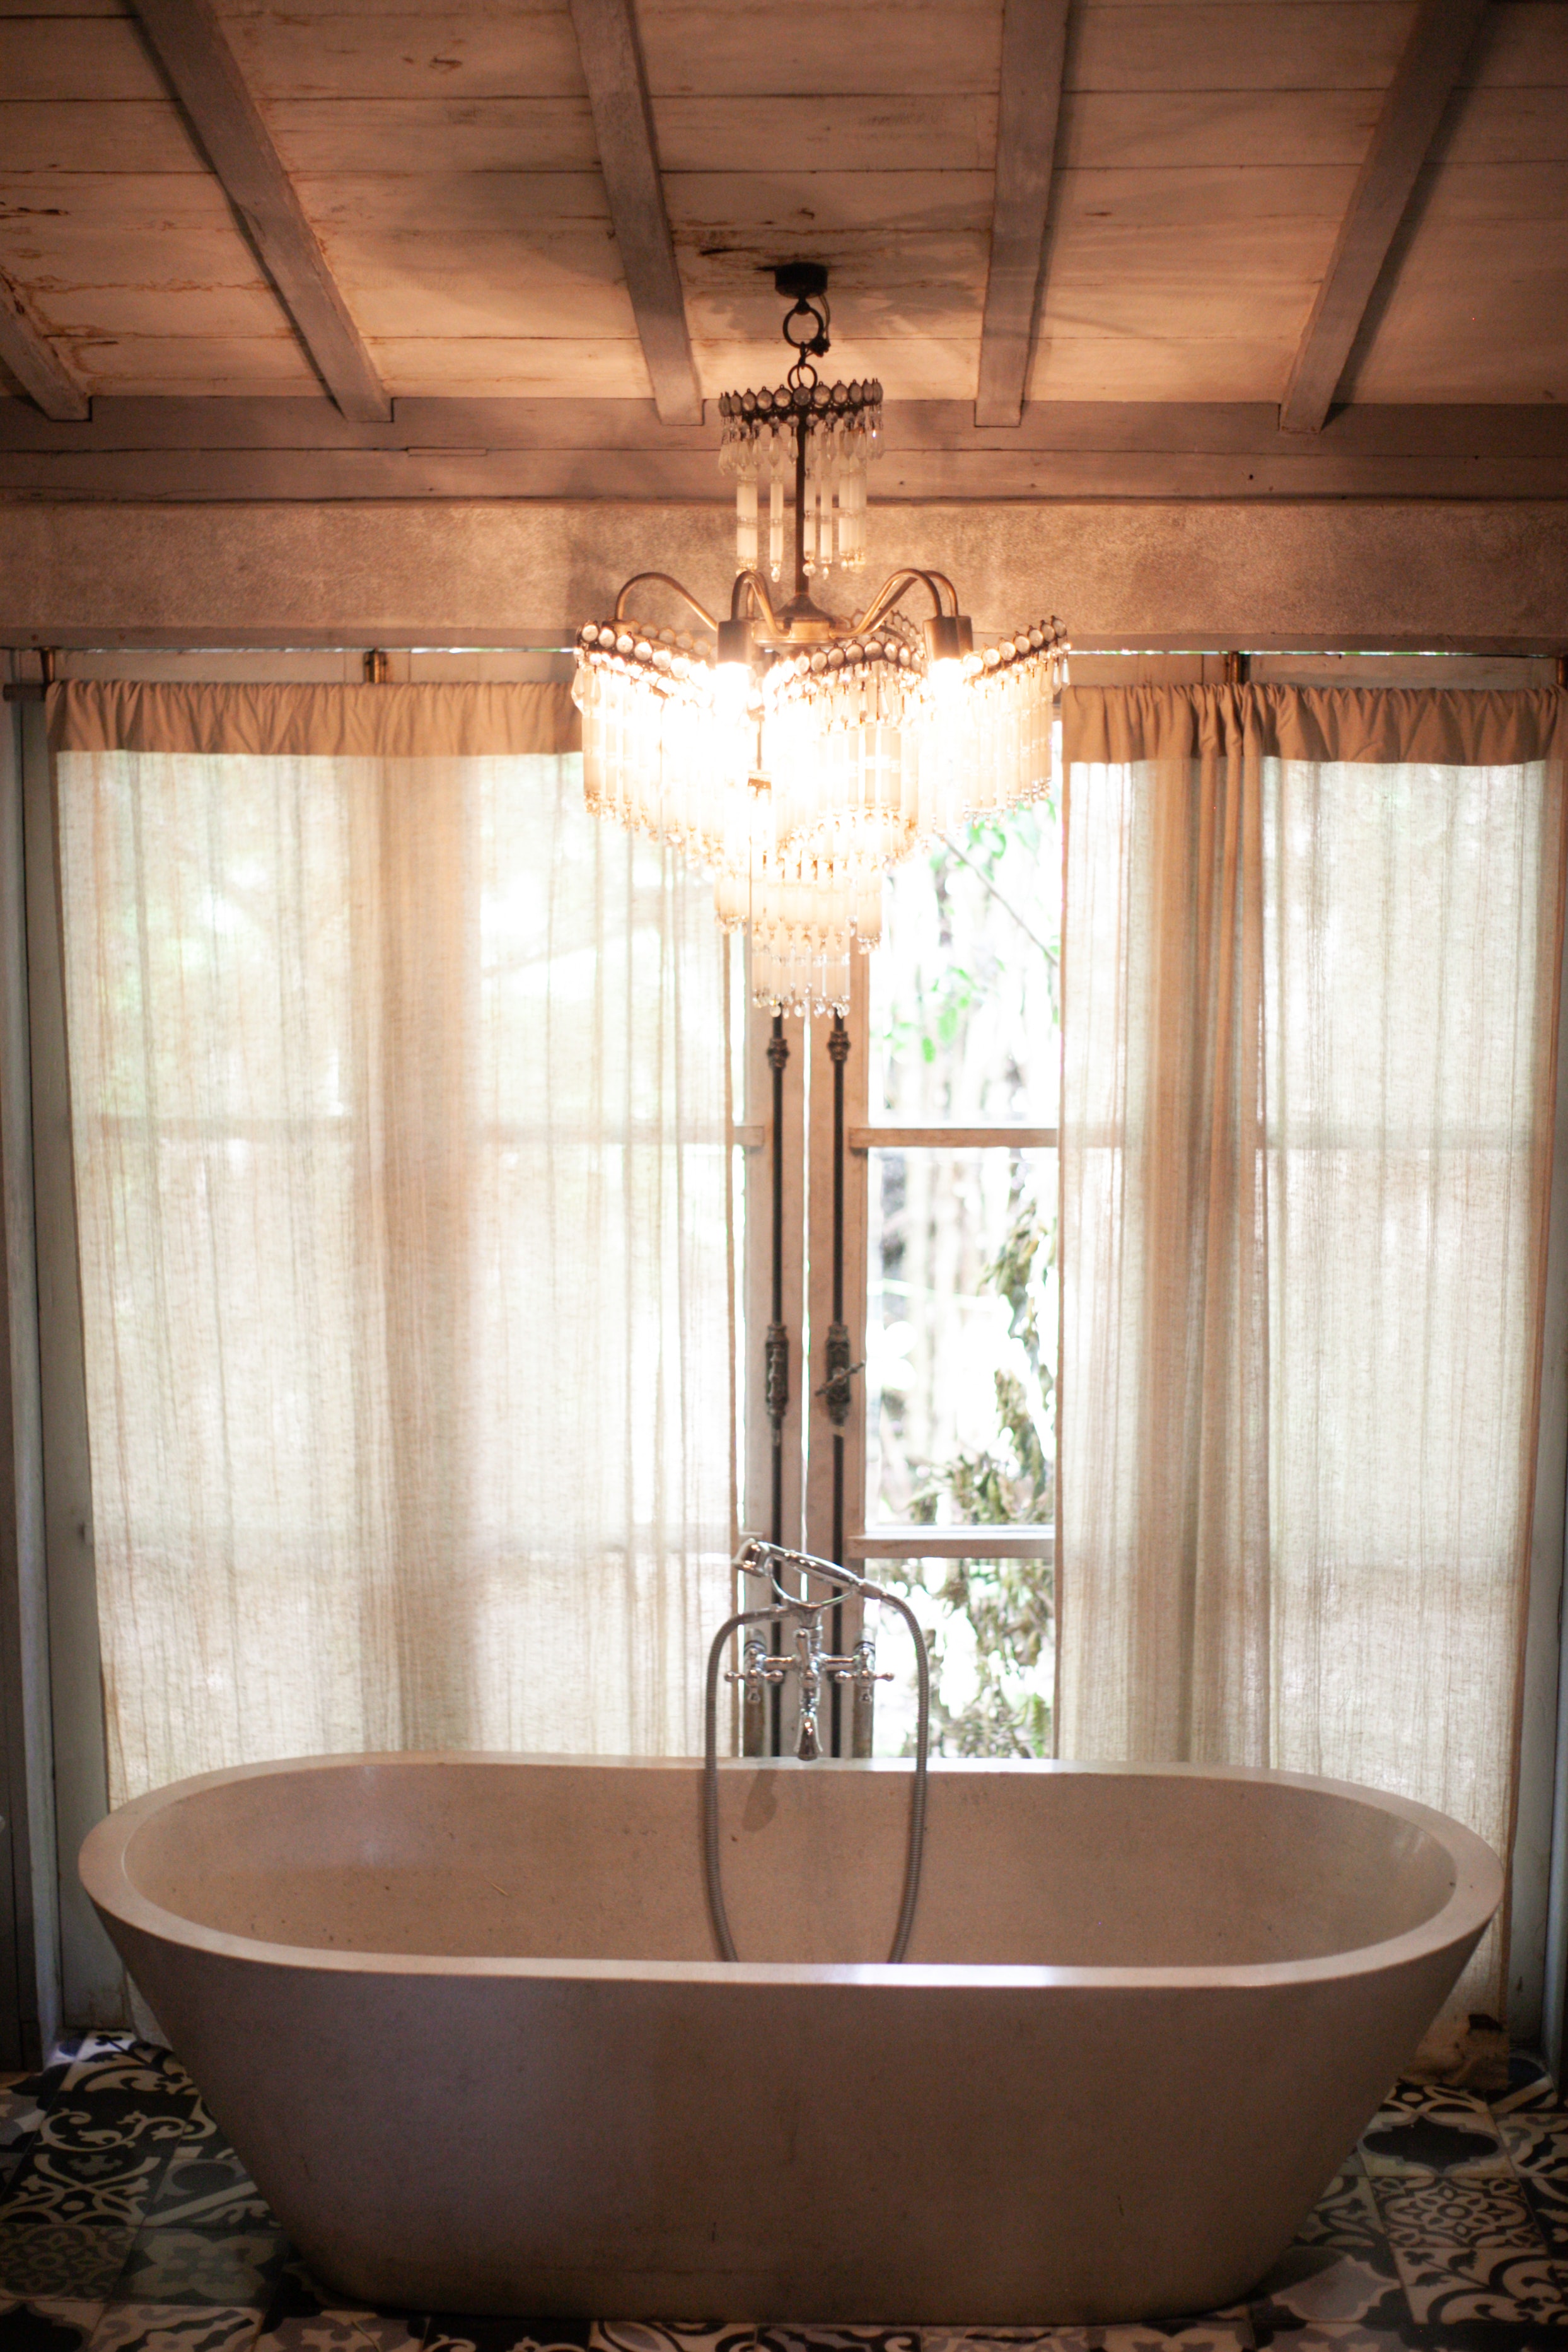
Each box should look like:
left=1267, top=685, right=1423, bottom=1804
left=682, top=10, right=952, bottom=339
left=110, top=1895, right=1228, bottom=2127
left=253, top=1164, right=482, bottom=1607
left=712, top=659, right=753, bottom=725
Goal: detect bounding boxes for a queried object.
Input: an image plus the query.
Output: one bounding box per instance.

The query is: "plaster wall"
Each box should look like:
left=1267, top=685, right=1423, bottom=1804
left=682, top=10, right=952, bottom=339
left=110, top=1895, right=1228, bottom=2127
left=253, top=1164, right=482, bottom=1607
left=0, top=498, right=1565, bottom=651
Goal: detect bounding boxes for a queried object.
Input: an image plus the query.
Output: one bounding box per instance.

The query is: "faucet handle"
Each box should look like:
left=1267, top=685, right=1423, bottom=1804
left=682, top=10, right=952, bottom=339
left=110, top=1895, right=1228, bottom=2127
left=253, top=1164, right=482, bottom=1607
left=725, top=1636, right=789, bottom=1704
left=818, top=1647, right=894, bottom=1690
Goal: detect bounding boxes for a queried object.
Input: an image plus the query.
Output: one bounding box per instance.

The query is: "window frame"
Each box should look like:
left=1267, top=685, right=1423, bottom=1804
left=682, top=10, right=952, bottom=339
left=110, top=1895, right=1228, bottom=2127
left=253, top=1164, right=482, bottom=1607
left=738, top=905, right=1060, bottom=1759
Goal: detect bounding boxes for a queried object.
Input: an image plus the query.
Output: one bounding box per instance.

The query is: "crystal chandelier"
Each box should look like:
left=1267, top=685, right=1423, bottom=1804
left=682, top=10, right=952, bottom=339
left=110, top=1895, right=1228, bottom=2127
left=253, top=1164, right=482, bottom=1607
left=573, top=264, right=1069, bottom=1015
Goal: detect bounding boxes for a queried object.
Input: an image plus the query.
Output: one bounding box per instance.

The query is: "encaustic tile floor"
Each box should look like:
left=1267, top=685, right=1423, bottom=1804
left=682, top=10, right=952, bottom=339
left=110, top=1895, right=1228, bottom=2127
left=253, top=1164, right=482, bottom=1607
left=2, top=2041, right=1568, bottom=2352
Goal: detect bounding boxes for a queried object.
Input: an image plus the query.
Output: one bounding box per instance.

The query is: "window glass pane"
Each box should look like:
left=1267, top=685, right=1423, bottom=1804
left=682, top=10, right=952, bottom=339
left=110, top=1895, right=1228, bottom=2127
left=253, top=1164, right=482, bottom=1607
left=865, top=1556, right=1055, bottom=1759
left=865, top=1145, right=1056, bottom=1527
left=869, top=803, right=1060, bottom=1124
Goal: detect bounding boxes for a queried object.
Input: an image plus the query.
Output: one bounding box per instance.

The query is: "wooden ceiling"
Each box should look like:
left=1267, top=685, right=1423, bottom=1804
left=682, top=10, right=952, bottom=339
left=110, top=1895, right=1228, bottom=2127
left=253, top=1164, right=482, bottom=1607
left=0, top=0, right=1565, bottom=499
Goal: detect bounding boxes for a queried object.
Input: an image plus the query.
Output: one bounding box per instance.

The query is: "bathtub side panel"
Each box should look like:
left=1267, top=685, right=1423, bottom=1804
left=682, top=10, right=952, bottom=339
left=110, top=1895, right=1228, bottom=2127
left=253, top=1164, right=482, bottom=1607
left=95, top=1914, right=1480, bottom=2324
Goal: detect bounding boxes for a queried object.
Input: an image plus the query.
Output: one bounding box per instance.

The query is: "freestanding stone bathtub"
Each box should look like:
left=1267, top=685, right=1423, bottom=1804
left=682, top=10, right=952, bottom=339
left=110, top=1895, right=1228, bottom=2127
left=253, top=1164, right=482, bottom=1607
left=80, top=1753, right=1500, bottom=2324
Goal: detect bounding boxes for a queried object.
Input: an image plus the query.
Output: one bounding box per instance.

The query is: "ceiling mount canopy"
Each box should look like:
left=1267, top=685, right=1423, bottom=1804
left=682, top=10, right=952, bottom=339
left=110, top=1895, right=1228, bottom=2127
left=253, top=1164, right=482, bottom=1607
left=574, top=270, right=1069, bottom=1015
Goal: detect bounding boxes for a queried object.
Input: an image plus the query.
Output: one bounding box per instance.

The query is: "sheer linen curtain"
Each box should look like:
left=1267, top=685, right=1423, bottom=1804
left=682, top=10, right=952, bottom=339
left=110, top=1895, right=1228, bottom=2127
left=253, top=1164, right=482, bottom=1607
left=51, top=681, right=733, bottom=1805
left=1059, top=685, right=1568, bottom=2020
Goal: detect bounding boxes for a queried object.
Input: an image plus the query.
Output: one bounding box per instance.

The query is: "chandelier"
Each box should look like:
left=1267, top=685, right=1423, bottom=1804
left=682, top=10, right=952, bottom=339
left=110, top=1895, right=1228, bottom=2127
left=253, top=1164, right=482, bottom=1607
left=572, top=264, right=1069, bottom=1015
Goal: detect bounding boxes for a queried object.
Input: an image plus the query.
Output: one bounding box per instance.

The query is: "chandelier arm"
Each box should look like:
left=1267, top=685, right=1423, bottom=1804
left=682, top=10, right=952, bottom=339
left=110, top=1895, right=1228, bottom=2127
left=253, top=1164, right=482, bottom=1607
left=730, top=569, right=783, bottom=637
left=856, top=567, right=956, bottom=637
left=611, top=571, right=719, bottom=632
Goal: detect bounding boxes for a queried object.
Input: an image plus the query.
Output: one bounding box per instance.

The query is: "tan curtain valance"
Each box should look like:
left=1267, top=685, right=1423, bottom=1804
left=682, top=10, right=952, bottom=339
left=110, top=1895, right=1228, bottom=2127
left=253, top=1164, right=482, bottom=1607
left=1066, top=682, right=1568, bottom=769
left=49, top=679, right=580, bottom=760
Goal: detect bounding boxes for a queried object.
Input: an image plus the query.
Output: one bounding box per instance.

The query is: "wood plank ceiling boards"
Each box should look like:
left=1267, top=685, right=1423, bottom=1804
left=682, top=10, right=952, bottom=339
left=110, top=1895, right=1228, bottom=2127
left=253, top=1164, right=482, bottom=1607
left=976, top=0, right=1070, bottom=427
left=124, top=0, right=390, bottom=422
left=1280, top=0, right=1491, bottom=433
left=0, top=0, right=1565, bottom=507
left=566, top=0, right=702, bottom=424
left=0, top=273, right=88, bottom=422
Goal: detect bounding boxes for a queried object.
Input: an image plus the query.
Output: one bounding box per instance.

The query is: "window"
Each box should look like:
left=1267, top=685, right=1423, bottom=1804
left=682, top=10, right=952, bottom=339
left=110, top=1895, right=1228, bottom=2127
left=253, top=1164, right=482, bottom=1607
left=738, top=798, right=1061, bottom=1757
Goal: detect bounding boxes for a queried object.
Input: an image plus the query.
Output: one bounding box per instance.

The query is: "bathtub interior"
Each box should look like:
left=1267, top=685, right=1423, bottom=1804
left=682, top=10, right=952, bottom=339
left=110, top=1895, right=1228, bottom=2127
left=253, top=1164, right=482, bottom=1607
left=111, top=1759, right=1461, bottom=1971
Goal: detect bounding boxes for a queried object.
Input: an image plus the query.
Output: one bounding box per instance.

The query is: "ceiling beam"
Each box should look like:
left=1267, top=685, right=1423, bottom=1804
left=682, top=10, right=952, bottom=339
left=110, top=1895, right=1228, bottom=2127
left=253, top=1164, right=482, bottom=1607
left=567, top=0, right=703, bottom=428
left=1279, top=0, right=1488, bottom=434
left=4, top=399, right=1568, bottom=502
left=125, top=0, right=390, bottom=424
left=0, top=274, right=89, bottom=424
left=975, top=0, right=1071, bottom=429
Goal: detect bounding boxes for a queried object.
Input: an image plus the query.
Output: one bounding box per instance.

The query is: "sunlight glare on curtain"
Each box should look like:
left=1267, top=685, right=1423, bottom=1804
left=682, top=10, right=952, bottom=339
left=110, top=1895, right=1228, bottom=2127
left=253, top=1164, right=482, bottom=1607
left=55, top=709, right=731, bottom=1803
left=1059, top=687, right=1568, bottom=2019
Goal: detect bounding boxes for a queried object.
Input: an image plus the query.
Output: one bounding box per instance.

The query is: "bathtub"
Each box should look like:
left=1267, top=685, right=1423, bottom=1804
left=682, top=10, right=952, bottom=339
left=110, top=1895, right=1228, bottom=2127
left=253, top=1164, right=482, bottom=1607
left=79, top=1753, right=1499, bottom=2325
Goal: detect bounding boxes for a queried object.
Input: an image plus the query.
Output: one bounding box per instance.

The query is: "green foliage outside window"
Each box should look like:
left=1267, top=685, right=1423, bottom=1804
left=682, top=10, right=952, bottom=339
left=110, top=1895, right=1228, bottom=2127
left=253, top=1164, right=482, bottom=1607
left=869, top=810, right=1059, bottom=1759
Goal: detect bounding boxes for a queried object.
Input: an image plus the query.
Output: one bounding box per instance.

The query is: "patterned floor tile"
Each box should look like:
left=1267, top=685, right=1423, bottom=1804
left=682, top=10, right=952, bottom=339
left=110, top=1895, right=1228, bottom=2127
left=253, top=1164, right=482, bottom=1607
left=595, top=2335, right=927, bottom=2352
left=427, top=2321, right=594, bottom=2352
left=917, top=2337, right=1064, bottom=2351
left=1494, top=2054, right=1559, bottom=2118
left=36, top=2061, right=204, bottom=2172
left=927, top=2337, right=1137, bottom=2352
left=1373, top=2171, right=1568, bottom=2326
left=1364, top=2081, right=1497, bottom=2133
left=927, top=2338, right=1083, bottom=2352
left=5, top=2146, right=170, bottom=2233
left=1359, top=2085, right=1507, bottom=2182
left=110, top=2235, right=287, bottom=2314
left=1271, top=2331, right=1409, bottom=2351
left=743, top=2336, right=920, bottom=2352
left=141, top=2155, right=273, bottom=2239
left=1294, top=2166, right=1396, bottom=2256
left=1498, top=2110, right=1568, bottom=2257
left=84, top=2304, right=262, bottom=2352
left=1248, top=2252, right=1405, bottom=2335
left=591, top=2329, right=753, bottom=2352
left=61, top=2047, right=152, bottom=2078
left=0, top=2227, right=135, bottom=2305
left=1243, top=2167, right=1404, bottom=2332
left=924, top=2331, right=1264, bottom=2352
left=0, top=2087, right=55, bottom=2160
left=0, top=2303, right=108, bottom=2352
left=595, top=2334, right=929, bottom=2352
left=252, top=2324, right=420, bottom=2352
left=251, top=2257, right=423, bottom=2352
left=1050, top=2329, right=1255, bottom=2351
left=322, top=2319, right=422, bottom=2352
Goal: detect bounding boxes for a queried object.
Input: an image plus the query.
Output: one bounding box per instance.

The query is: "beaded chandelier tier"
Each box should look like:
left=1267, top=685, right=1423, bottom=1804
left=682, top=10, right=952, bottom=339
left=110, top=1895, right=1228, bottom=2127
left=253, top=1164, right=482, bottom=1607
left=573, top=264, right=1069, bottom=1015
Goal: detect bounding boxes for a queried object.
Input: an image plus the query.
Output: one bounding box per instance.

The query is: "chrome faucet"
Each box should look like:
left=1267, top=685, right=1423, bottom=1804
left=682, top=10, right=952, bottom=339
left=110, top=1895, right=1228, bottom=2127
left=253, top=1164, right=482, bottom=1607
left=734, top=1605, right=886, bottom=1760
left=701, top=1538, right=932, bottom=1963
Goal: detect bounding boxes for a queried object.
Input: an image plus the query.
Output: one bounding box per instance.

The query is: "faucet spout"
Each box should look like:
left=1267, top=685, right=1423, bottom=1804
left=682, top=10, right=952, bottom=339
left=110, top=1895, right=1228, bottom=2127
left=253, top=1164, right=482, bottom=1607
left=795, top=1619, right=823, bottom=1758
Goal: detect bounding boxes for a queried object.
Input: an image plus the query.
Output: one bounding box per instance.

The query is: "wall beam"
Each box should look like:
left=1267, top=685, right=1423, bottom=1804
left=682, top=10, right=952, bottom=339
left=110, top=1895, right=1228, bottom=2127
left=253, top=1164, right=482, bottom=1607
left=0, top=278, right=88, bottom=427
left=1280, top=0, right=1489, bottom=434
left=1, top=498, right=1564, bottom=656
left=567, top=0, right=702, bottom=428
left=975, top=0, right=1071, bottom=429
left=125, top=0, right=390, bottom=424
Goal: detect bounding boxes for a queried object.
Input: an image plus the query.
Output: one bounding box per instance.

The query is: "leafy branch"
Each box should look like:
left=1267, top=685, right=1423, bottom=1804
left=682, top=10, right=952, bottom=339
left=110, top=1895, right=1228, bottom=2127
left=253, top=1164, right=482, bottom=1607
left=882, top=1200, right=1057, bottom=1760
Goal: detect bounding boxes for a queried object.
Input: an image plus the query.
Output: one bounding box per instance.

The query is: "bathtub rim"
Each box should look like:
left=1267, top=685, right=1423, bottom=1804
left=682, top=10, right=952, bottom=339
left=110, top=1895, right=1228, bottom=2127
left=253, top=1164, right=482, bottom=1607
left=79, top=1750, right=1502, bottom=1993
